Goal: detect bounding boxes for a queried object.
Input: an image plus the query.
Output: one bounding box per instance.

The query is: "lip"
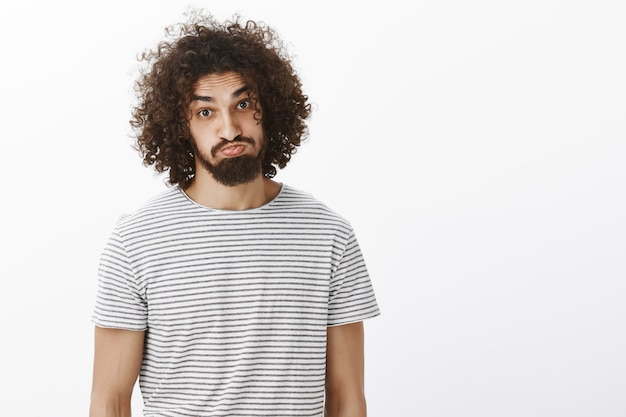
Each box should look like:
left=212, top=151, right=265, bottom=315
left=220, top=144, right=246, bottom=157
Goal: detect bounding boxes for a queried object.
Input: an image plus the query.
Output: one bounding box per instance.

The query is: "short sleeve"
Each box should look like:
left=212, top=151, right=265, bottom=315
left=327, top=229, right=380, bottom=326
left=92, top=227, right=148, bottom=330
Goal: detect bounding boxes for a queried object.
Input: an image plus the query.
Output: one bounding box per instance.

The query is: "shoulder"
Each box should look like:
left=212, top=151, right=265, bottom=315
left=113, top=186, right=189, bottom=234
left=276, top=184, right=353, bottom=231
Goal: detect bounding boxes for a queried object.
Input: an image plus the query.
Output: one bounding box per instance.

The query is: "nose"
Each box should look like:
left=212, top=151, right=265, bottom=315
left=218, top=112, right=242, bottom=142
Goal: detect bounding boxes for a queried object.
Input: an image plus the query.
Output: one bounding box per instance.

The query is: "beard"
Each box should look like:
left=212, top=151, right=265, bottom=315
left=191, top=136, right=265, bottom=187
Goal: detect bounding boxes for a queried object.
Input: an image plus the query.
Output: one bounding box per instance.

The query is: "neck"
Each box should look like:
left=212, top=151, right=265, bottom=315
left=183, top=173, right=281, bottom=211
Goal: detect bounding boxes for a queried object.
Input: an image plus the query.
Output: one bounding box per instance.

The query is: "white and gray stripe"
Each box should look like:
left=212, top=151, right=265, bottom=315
left=93, top=184, right=379, bottom=417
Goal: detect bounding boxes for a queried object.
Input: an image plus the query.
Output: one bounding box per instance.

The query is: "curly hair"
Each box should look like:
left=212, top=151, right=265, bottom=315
left=130, top=11, right=311, bottom=186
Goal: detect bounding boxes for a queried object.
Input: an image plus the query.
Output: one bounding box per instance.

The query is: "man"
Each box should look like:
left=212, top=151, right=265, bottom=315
left=90, top=11, right=379, bottom=417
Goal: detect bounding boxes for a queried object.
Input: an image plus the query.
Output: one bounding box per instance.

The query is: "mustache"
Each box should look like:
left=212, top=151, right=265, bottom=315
left=211, top=136, right=256, bottom=157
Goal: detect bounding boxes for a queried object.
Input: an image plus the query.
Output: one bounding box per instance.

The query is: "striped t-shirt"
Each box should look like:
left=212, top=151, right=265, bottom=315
left=92, top=184, right=380, bottom=417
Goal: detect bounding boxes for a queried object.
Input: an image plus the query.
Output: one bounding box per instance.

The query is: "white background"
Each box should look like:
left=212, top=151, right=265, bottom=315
left=0, top=1, right=624, bottom=416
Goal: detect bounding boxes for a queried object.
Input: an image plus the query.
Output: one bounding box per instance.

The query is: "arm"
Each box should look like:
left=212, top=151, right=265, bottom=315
left=89, top=326, right=145, bottom=417
left=324, top=321, right=367, bottom=417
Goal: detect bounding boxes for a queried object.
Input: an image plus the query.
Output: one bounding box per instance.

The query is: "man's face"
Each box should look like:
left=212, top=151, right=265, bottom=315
left=188, top=72, right=265, bottom=186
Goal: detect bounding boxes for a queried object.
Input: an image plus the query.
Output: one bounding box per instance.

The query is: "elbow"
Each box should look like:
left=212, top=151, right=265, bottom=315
left=324, top=391, right=367, bottom=417
left=89, top=392, right=132, bottom=417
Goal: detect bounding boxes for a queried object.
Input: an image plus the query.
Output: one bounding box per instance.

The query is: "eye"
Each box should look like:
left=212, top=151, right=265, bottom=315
left=237, top=100, right=251, bottom=110
left=198, top=109, right=212, bottom=117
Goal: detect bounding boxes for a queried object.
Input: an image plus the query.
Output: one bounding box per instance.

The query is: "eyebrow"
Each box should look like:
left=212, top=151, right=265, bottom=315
left=191, top=85, right=251, bottom=103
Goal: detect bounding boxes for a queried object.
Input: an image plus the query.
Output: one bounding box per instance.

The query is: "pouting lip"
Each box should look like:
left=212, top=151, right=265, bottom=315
left=213, top=143, right=242, bottom=153
left=220, top=144, right=247, bottom=157
left=221, top=143, right=245, bottom=151
left=212, top=137, right=256, bottom=156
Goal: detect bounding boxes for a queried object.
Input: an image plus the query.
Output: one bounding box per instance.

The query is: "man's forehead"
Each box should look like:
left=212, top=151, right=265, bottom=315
left=193, top=72, right=249, bottom=95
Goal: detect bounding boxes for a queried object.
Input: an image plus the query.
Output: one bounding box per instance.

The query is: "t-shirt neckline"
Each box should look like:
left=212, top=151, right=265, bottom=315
left=175, top=183, right=285, bottom=213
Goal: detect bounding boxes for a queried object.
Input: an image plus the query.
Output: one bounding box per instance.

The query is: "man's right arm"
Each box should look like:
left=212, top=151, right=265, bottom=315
left=89, top=327, right=145, bottom=417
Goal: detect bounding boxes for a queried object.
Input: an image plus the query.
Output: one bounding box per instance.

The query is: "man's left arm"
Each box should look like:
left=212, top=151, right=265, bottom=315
left=324, top=321, right=367, bottom=417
